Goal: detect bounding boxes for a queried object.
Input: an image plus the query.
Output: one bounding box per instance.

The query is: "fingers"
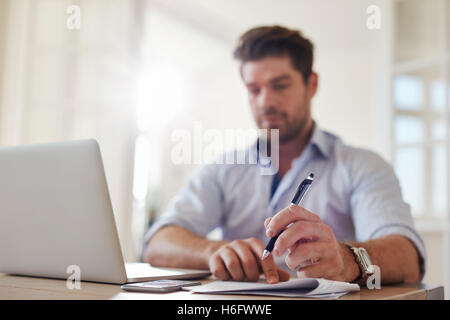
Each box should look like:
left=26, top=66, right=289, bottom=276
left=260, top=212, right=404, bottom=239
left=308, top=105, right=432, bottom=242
left=289, top=242, right=346, bottom=281
left=266, top=205, right=321, bottom=237
left=261, top=254, right=281, bottom=284
left=220, top=247, right=246, bottom=281
left=263, top=206, right=344, bottom=281
left=272, top=221, right=334, bottom=257
left=208, top=237, right=292, bottom=284
left=288, top=237, right=312, bottom=254
left=296, top=261, right=331, bottom=279
left=284, top=241, right=332, bottom=271
left=209, top=253, right=231, bottom=281
left=264, top=217, right=272, bottom=229
left=246, top=238, right=281, bottom=284
left=277, top=267, right=291, bottom=282
left=230, top=240, right=260, bottom=282
left=209, top=238, right=267, bottom=282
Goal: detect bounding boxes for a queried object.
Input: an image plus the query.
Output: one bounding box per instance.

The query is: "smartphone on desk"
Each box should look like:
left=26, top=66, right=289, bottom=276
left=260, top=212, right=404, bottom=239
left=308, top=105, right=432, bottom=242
left=121, top=280, right=202, bottom=293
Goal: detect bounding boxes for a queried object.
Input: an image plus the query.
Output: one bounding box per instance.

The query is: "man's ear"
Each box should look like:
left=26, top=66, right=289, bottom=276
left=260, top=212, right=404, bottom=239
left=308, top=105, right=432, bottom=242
left=307, top=72, right=318, bottom=100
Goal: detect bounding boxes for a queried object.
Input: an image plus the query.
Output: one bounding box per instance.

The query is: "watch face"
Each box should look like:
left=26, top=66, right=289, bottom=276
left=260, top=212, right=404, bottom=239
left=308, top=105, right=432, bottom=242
left=358, top=248, right=373, bottom=273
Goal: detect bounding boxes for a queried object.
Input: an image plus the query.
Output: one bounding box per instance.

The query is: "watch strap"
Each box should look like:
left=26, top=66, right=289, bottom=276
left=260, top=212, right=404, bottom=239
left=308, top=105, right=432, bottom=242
left=344, top=244, right=372, bottom=285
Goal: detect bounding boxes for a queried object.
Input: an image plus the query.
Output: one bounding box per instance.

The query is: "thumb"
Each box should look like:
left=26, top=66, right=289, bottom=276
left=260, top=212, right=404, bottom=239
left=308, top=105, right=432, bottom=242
left=277, top=267, right=291, bottom=282
left=264, top=217, right=272, bottom=229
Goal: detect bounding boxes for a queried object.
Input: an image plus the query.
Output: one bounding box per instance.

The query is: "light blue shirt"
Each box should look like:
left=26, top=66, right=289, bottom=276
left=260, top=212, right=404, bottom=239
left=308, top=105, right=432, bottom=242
left=143, top=124, right=426, bottom=277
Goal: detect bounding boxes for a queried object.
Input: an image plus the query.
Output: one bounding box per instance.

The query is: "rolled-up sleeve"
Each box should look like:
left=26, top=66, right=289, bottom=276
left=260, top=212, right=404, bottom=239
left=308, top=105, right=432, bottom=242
left=142, top=163, right=224, bottom=253
left=349, top=149, right=426, bottom=279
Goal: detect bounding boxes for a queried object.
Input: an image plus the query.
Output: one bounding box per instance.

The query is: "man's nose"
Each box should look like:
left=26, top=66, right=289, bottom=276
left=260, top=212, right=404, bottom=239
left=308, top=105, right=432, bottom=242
left=256, top=88, right=276, bottom=110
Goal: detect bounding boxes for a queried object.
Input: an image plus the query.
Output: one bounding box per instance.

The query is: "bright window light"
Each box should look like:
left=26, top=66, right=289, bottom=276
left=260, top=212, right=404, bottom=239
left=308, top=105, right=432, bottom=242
left=136, top=65, right=186, bottom=132
left=393, top=75, right=424, bottom=110
left=132, top=135, right=150, bottom=200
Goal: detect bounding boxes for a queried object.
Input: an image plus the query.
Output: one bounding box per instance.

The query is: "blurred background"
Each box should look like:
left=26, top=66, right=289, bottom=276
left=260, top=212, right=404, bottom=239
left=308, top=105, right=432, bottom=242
left=0, top=0, right=448, bottom=297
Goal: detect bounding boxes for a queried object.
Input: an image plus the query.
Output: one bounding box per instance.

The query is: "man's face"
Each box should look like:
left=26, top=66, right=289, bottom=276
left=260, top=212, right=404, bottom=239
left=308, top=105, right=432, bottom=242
left=241, top=55, right=317, bottom=143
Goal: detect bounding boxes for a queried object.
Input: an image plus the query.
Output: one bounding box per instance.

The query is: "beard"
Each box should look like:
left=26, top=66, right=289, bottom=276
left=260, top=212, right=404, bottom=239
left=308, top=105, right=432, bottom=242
left=255, top=105, right=309, bottom=144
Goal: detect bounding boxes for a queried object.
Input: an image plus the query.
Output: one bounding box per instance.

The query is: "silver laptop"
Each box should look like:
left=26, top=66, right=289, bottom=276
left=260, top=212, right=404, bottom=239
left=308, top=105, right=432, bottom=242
left=0, top=139, right=210, bottom=284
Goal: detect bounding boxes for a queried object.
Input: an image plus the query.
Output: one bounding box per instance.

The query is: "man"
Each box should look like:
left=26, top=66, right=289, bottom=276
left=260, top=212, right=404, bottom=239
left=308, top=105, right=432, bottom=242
left=143, top=26, right=425, bottom=286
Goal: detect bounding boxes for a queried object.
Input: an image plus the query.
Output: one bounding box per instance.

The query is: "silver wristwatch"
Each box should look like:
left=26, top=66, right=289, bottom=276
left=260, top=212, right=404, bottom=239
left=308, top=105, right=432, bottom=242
left=345, top=245, right=374, bottom=284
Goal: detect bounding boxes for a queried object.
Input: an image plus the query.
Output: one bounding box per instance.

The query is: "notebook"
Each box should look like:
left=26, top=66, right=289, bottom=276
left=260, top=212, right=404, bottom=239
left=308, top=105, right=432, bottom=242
left=186, top=278, right=360, bottom=299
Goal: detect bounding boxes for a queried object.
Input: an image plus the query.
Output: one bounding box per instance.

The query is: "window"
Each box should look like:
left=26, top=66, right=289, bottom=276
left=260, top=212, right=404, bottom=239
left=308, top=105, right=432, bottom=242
left=392, top=0, right=449, bottom=220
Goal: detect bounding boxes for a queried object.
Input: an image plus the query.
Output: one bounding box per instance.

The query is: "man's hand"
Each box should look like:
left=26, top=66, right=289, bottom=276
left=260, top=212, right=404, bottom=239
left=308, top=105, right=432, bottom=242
left=208, top=237, right=290, bottom=284
left=264, top=204, right=359, bottom=282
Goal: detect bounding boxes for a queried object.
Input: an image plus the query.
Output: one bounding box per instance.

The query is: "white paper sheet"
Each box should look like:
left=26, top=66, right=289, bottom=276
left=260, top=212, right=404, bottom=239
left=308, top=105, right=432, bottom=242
left=186, top=278, right=360, bottom=299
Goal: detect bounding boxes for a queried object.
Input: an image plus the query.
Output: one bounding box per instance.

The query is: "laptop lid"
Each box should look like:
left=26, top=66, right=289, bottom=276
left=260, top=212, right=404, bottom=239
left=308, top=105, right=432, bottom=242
left=0, top=139, right=128, bottom=284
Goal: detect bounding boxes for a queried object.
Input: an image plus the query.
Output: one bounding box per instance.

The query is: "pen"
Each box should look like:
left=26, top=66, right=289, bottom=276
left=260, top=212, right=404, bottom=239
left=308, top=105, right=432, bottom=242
left=262, top=173, right=314, bottom=260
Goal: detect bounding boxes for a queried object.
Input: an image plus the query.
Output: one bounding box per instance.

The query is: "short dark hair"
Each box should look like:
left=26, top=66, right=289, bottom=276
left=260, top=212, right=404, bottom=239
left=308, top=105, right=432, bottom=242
left=233, top=25, right=314, bottom=83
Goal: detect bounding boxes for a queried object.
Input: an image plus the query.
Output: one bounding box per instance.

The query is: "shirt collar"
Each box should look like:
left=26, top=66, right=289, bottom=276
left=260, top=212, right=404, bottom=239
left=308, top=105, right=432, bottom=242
left=309, top=122, right=332, bottom=159
left=249, top=121, right=332, bottom=165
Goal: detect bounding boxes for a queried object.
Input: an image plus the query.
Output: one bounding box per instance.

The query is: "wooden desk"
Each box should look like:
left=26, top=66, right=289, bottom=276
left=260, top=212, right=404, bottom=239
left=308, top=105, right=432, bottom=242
left=0, top=273, right=444, bottom=300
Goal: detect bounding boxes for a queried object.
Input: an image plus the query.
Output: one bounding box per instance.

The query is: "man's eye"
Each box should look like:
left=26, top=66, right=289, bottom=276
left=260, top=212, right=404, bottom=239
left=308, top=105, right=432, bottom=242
left=249, top=88, right=260, bottom=95
left=273, top=84, right=288, bottom=90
